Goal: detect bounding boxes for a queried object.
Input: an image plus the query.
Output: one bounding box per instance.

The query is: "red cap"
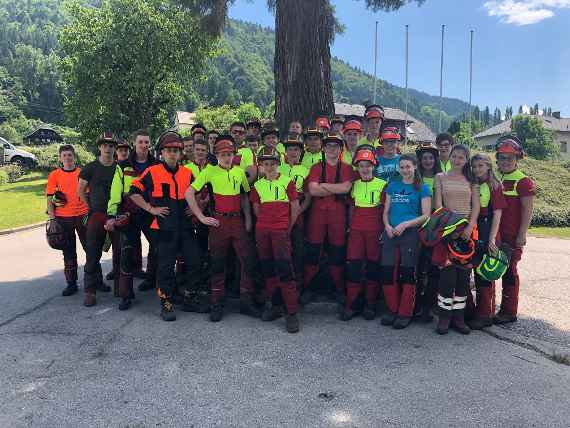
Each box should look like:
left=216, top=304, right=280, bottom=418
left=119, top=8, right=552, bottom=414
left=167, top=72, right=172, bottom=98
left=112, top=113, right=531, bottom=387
left=381, top=127, right=401, bottom=142
left=316, top=117, right=330, bottom=130
left=343, top=120, right=363, bottom=133
left=214, top=139, right=234, bottom=154
left=353, top=148, right=377, bottom=166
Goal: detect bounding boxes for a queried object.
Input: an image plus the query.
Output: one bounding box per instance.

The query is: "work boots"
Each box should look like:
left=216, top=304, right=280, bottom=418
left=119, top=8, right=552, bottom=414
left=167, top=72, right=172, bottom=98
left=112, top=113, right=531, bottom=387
left=62, top=282, right=78, bottom=297
left=261, top=301, right=282, bottom=322
left=436, top=311, right=451, bottom=335
left=160, top=298, right=176, bottom=322
left=240, top=296, right=261, bottom=318
left=362, top=304, right=376, bottom=321
left=286, top=314, right=300, bottom=333
left=451, top=309, right=471, bottom=335
left=210, top=303, right=224, bottom=322
left=381, top=312, right=397, bottom=326
left=182, top=290, right=199, bottom=313
left=83, top=292, right=96, bottom=307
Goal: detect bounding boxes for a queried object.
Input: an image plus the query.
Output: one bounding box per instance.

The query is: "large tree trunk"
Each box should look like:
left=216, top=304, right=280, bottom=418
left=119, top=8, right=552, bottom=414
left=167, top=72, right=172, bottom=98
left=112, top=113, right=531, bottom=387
left=274, top=0, right=335, bottom=132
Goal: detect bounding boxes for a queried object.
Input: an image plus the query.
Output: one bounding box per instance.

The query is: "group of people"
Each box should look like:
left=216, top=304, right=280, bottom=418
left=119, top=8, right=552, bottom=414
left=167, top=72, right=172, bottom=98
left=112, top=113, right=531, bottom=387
left=45, top=104, right=535, bottom=334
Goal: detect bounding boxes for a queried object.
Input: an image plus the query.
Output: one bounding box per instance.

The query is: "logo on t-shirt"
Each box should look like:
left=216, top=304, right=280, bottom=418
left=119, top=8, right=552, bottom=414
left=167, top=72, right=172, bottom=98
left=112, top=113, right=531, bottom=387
left=392, top=187, right=412, bottom=204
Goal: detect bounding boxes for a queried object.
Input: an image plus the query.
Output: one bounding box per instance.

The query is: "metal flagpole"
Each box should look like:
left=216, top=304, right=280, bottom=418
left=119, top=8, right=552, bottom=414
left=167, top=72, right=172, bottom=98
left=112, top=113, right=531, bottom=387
left=373, top=21, right=379, bottom=104
left=468, top=30, right=474, bottom=120
left=404, top=24, right=409, bottom=145
left=438, top=24, right=445, bottom=133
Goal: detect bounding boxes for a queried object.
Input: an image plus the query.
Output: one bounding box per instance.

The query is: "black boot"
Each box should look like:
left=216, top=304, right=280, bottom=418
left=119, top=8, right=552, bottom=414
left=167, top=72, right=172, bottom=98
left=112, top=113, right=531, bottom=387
left=261, top=301, right=282, bottom=321
left=62, top=282, right=78, bottom=297
left=138, top=278, right=155, bottom=291
left=240, top=296, right=261, bottom=318
left=362, top=304, right=376, bottom=320
left=160, top=298, right=176, bottom=321
left=96, top=281, right=111, bottom=293
left=436, top=311, right=452, bottom=335
left=105, top=270, right=115, bottom=281
left=381, top=312, right=397, bottom=326
left=299, top=288, right=315, bottom=305
left=393, top=316, right=412, bottom=329
left=182, top=290, right=199, bottom=312
left=451, top=309, right=471, bottom=335
left=210, top=303, right=224, bottom=322
left=286, top=314, right=300, bottom=333
left=338, top=307, right=355, bottom=321
left=468, top=317, right=493, bottom=330
left=118, top=297, right=132, bottom=311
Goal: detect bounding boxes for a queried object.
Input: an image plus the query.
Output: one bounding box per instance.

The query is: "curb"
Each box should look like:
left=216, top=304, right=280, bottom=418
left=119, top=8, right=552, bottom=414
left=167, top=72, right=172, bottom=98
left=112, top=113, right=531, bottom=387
left=484, top=325, right=570, bottom=365
left=0, top=221, right=44, bottom=236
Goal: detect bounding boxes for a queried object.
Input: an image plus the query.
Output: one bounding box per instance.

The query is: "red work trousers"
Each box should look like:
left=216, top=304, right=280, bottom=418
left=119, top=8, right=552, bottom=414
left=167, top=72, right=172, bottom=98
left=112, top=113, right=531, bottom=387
left=209, top=215, right=256, bottom=304
left=255, top=229, right=298, bottom=315
left=304, top=207, right=347, bottom=292
left=345, top=228, right=380, bottom=310
left=499, top=237, right=523, bottom=317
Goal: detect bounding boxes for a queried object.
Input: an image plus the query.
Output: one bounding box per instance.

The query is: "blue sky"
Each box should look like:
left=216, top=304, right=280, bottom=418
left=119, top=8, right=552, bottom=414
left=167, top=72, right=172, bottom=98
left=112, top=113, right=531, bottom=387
left=229, top=0, right=570, bottom=116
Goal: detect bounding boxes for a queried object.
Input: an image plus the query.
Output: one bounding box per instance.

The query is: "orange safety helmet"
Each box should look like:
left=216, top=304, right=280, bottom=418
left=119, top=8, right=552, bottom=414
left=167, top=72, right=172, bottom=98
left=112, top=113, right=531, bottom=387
left=447, top=237, right=476, bottom=265
left=353, top=146, right=377, bottom=166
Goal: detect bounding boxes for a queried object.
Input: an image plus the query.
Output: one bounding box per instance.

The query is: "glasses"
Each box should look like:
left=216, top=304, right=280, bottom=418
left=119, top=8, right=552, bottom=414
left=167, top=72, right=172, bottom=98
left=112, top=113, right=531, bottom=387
left=497, top=154, right=516, bottom=161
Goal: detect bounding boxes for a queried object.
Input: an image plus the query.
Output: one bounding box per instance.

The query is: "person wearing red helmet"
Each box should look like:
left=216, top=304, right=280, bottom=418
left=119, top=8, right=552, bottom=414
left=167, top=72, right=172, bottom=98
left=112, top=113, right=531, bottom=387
left=358, top=104, right=385, bottom=148
left=185, top=135, right=259, bottom=322
left=78, top=132, right=118, bottom=306
left=315, top=113, right=331, bottom=133
left=303, top=132, right=356, bottom=304
left=494, top=135, right=535, bottom=324
left=46, top=144, right=89, bottom=297
left=129, top=131, right=202, bottom=321
left=380, top=154, right=432, bottom=329
left=250, top=146, right=301, bottom=333
left=340, top=145, right=387, bottom=321
left=374, top=127, right=402, bottom=182
left=341, top=119, right=364, bottom=166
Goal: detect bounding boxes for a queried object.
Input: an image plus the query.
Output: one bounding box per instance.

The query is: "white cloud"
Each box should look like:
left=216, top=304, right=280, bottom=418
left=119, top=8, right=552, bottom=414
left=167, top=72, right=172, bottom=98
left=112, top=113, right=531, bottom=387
left=484, top=0, right=570, bottom=25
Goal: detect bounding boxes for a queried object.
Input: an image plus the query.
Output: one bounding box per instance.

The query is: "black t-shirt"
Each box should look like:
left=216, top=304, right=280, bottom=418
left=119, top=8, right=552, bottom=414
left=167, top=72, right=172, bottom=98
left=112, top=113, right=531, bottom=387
left=79, top=159, right=116, bottom=213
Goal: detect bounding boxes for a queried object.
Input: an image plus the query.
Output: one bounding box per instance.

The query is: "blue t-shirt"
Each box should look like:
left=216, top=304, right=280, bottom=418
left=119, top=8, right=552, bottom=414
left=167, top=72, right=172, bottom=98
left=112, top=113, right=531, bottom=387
left=374, top=154, right=400, bottom=182
left=386, top=180, right=431, bottom=227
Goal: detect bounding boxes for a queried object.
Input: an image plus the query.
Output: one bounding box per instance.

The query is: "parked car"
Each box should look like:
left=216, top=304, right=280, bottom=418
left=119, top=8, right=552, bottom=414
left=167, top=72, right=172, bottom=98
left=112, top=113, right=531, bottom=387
left=0, top=137, right=37, bottom=167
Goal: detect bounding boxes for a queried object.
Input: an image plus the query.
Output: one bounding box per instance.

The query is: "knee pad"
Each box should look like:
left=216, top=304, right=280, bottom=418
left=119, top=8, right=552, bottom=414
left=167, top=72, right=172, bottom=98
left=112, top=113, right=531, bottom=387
left=210, top=256, right=225, bottom=275
left=365, top=261, right=380, bottom=282
left=398, top=266, right=416, bottom=285
left=346, top=260, right=364, bottom=283
left=328, top=245, right=346, bottom=266
left=275, top=259, right=294, bottom=282
left=305, top=242, right=321, bottom=265
left=380, top=266, right=395, bottom=285
left=260, top=259, right=276, bottom=279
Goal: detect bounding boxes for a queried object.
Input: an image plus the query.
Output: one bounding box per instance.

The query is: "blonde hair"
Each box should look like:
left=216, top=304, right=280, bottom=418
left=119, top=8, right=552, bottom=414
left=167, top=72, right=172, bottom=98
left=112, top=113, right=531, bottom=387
left=471, top=153, right=502, bottom=190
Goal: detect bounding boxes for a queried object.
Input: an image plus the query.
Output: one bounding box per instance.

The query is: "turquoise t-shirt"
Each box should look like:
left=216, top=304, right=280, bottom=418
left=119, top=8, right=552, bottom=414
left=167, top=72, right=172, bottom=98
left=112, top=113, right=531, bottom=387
left=386, top=180, right=431, bottom=227
left=374, top=154, right=400, bottom=182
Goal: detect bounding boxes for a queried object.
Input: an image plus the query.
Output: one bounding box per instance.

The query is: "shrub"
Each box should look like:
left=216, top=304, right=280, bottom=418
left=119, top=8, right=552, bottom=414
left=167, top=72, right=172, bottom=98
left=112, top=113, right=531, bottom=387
left=0, top=163, right=24, bottom=184
left=22, top=144, right=95, bottom=171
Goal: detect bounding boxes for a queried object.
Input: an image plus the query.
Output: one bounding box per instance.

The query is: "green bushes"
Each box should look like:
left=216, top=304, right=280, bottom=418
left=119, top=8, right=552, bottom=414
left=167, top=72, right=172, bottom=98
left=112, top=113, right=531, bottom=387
left=22, top=144, right=95, bottom=171
left=0, top=163, right=24, bottom=184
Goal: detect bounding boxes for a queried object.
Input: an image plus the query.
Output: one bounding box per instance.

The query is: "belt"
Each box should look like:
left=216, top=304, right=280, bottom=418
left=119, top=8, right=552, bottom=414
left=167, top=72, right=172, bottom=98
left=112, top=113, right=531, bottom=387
left=214, top=211, right=241, bottom=217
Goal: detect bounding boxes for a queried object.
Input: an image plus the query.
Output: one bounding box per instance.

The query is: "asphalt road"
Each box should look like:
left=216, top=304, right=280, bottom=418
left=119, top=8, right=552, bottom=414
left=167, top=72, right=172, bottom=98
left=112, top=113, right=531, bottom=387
left=0, top=228, right=569, bottom=427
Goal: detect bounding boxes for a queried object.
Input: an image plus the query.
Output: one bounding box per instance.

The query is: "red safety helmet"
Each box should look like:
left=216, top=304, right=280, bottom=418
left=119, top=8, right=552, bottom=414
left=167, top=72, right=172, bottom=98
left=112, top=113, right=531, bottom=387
left=381, top=127, right=401, bottom=143
left=496, top=135, right=524, bottom=159
left=214, top=135, right=235, bottom=154
left=159, top=131, right=183, bottom=150
left=365, top=104, right=385, bottom=120
left=343, top=119, right=363, bottom=134
left=315, top=117, right=330, bottom=130
left=353, top=147, right=377, bottom=166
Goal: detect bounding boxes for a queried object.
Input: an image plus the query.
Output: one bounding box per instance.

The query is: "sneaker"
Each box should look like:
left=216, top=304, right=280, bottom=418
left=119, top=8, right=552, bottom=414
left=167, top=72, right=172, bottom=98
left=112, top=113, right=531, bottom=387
left=96, top=282, right=111, bottom=293
left=493, top=312, right=517, bottom=325
left=62, top=283, right=78, bottom=297
left=83, top=293, right=96, bottom=307
left=105, top=270, right=115, bottom=281
left=362, top=304, right=376, bottom=321
left=381, top=312, right=397, bottom=326
left=393, top=316, right=412, bottom=329
left=210, top=303, right=224, bottom=322
left=286, top=314, right=300, bottom=333
left=138, top=278, right=155, bottom=291
left=118, top=298, right=132, bottom=311
left=160, top=299, right=176, bottom=322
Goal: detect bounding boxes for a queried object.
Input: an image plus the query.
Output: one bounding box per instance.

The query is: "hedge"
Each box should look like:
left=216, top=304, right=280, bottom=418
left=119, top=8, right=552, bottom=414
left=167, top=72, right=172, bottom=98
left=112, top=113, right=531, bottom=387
left=21, top=144, right=95, bottom=171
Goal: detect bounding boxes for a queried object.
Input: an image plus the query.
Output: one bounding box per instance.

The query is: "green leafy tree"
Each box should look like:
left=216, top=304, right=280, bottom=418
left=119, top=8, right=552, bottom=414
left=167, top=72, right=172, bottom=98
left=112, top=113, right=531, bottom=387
left=59, top=0, right=217, bottom=145
left=511, top=115, right=559, bottom=160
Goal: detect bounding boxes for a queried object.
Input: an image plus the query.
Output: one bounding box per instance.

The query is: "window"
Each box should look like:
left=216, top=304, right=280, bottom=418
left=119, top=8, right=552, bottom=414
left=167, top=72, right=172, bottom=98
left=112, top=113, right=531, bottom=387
left=561, top=141, right=568, bottom=153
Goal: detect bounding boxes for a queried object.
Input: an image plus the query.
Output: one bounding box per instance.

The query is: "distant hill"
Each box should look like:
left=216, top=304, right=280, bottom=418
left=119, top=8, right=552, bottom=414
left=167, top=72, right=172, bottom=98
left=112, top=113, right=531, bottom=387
left=190, top=20, right=472, bottom=131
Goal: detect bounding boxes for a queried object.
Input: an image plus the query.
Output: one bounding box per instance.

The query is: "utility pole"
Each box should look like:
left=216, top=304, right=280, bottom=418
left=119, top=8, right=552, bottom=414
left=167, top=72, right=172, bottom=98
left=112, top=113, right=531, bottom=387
left=438, top=24, right=445, bottom=133
left=404, top=25, right=409, bottom=145
left=468, top=29, right=474, bottom=120
left=373, top=21, right=379, bottom=104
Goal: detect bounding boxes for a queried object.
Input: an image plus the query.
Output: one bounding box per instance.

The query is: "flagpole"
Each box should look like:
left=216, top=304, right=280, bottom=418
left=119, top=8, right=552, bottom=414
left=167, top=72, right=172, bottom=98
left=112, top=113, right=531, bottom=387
left=438, top=24, right=445, bottom=133
left=373, top=21, right=379, bottom=104
left=404, top=24, right=409, bottom=145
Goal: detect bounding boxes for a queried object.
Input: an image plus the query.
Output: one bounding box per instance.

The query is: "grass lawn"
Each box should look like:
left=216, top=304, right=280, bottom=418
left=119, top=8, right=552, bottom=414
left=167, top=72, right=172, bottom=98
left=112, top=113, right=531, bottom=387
left=529, top=227, right=570, bottom=240
left=0, top=172, right=48, bottom=231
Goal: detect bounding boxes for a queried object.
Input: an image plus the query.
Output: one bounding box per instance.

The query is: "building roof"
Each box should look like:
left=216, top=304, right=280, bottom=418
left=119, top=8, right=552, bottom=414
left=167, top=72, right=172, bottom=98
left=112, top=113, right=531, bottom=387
left=23, top=126, right=62, bottom=140
left=333, top=102, right=436, bottom=143
left=175, top=111, right=196, bottom=126
left=474, top=114, right=570, bottom=140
